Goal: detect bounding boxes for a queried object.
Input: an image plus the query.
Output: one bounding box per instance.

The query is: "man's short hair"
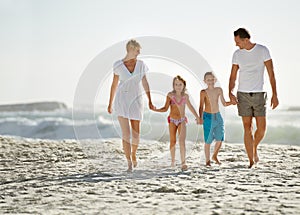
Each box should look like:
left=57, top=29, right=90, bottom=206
left=234, top=28, right=251, bottom=39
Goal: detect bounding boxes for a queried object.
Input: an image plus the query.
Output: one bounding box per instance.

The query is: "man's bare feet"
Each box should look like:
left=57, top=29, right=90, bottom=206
left=248, top=161, right=255, bottom=168
left=181, top=164, right=188, bottom=171
left=254, top=151, right=259, bottom=163
left=132, top=153, right=137, bottom=168
left=212, top=156, right=221, bottom=165
left=206, top=160, right=211, bottom=167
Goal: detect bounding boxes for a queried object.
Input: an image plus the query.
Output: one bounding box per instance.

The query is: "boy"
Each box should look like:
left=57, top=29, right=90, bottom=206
left=199, top=72, right=232, bottom=166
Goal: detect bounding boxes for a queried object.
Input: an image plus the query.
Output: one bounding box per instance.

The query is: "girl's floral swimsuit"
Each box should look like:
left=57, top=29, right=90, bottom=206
left=168, top=95, right=188, bottom=126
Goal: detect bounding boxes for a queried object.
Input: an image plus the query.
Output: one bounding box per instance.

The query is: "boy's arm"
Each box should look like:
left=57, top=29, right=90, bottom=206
left=199, top=90, right=205, bottom=124
left=153, top=94, right=171, bottom=112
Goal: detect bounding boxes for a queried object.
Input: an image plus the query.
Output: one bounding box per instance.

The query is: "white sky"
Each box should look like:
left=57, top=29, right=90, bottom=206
left=1, top=0, right=299, bottom=108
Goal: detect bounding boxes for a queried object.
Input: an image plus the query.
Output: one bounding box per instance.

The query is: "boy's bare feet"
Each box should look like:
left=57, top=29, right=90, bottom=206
left=132, top=153, right=137, bottom=168
left=181, top=164, right=188, bottom=171
left=212, top=156, right=221, bottom=165
left=127, top=161, right=133, bottom=172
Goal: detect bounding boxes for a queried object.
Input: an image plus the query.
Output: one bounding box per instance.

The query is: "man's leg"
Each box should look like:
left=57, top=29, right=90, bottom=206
left=253, top=116, right=266, bottom=163
left=242, top=116, right=254, bottom=168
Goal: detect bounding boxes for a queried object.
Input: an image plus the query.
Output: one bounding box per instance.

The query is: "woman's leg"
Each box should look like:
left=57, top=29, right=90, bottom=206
left=130, top=119, right=140, bottom=167
left=118, top=116, right=132, bottom=171
left=178, top=122, right=187, bottom=170
left=169, top=123, right=177, bottom=167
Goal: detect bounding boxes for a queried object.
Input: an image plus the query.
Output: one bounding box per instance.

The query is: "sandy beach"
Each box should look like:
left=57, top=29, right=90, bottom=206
left=0, top=135, right=300, bottom=214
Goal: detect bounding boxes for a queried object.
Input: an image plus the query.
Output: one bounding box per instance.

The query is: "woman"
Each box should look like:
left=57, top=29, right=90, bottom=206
left=108, top=39, right=153, bottom=172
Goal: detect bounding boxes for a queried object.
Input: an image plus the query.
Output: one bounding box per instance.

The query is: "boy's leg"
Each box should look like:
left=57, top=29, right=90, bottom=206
left=178, top=122, right=187, bottom=170
left=169, top=123, right=177, bottom=167
left=212, top=141, right=222, bottom=164
left=130, top=119, right=140, bottom=167
left=204, top=143, right=211, bottom=166
left=118, top=117, right=132, bottom=171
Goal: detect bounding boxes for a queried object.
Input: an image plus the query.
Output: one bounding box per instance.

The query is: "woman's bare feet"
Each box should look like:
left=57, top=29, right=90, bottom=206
left=171, top=161, right=176, bottom=168
left=132, top=153, right=137, bottom=168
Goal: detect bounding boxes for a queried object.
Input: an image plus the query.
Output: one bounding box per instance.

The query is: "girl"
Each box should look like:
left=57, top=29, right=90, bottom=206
left=153, top=75, right=200, bottom=170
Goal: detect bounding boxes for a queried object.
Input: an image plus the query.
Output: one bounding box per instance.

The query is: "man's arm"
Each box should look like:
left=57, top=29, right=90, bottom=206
left=228, top=64, right=239, bottom=104
left=265, top=59, right=279, bottom=109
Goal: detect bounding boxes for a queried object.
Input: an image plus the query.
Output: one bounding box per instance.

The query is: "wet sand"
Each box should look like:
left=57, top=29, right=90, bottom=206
left=0, top=136, right=299, bottom=214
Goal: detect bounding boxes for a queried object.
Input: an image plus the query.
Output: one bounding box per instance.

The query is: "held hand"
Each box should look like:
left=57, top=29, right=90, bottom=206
left=199, top=118, right=203, bottom=125
left=107, top=104, right=112, bottom=114
left=149, top=102, right=156, bottom=111
left=229, top=93, right=238, bottom=105
left=271, top=95, right=279, bottom=109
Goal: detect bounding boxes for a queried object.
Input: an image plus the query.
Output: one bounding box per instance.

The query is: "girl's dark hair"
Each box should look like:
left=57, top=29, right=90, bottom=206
left=234, top=28, right=251, bottom=39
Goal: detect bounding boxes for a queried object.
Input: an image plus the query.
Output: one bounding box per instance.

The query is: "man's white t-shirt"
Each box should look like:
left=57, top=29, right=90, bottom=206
left=232, top=44, right=271, bottom=92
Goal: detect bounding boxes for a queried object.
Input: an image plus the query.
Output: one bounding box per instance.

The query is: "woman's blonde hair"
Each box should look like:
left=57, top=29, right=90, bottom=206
left=126, top=39, right=141, bottom=52
left=172, top=75, right=186, bottom=94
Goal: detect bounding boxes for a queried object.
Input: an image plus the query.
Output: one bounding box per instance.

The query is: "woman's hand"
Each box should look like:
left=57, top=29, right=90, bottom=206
left=107, top=104, right=113, bottom=114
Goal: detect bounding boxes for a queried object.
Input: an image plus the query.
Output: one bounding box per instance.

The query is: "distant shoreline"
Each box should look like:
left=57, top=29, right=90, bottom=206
left=0, top=101, right=67, bottom=112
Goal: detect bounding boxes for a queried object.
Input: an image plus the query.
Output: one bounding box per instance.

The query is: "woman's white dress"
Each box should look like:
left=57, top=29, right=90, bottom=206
left=113, top=59, right=148, bottom=120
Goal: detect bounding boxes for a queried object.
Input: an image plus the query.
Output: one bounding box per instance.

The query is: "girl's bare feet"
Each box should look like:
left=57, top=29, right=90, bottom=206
left=181, top=164, right=188, bottom=171
left=171, top=161, right=176, bottom=168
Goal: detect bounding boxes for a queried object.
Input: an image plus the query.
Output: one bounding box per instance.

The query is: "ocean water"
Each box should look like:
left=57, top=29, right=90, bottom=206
left=0, top=103, right=299, bottom=146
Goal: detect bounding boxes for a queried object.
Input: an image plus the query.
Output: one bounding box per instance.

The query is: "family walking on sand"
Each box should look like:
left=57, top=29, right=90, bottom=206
left=108, top=27, right=279, bottom=172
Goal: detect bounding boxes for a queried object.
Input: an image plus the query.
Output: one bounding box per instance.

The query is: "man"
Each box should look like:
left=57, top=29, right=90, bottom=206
left=229, top=28, right=279, bottom=168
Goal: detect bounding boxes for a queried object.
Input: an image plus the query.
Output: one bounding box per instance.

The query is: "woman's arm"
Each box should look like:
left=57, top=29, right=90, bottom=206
left=142, top=75, right=154, bottom=110
left=108, top=74, right=119, bottom=114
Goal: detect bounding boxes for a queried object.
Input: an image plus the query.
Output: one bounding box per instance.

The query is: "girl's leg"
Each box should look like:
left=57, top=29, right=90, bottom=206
left=118, top=116, right=132, bottom=171
left=130, top=119, right=140, bottom=167
left=212, top=141, right=222, bottom=165
left=204, top=143, right=211, bottom=166
left=178, top=122, right=187, bottom=170
left=169, top=123, right=177, bottom=167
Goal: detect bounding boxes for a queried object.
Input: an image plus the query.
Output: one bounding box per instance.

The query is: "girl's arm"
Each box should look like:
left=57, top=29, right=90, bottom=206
left=186, top=94, right=200, bottom=124
left=199, top=90, right=206, bottom=124
left=108, top=74, right=119, bottom=114
left=153, top=94, right=171, bottom=112
left=219, top=87, right=232, bottom=107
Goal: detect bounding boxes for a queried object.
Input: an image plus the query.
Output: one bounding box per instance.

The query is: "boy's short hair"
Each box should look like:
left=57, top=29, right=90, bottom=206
left=234, top=28, right=251, bottom=39
left=204, top=71, right=215, bottom=79
left=126, top=39, right=141, bottom=52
